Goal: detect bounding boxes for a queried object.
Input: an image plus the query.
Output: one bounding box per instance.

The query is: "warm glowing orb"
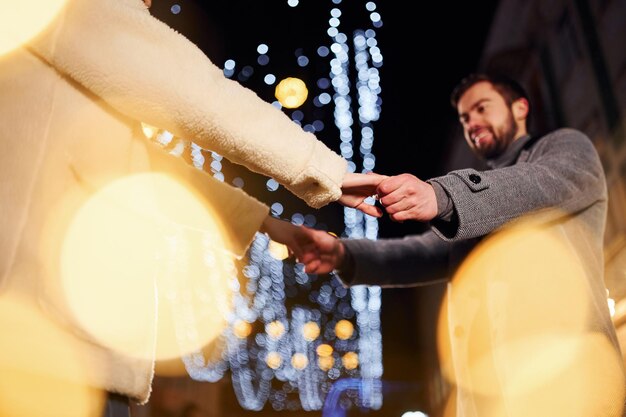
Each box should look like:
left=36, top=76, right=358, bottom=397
left=437, top=222, right=625, bottom=416
left=60, top=173, right=232, bottom=361
left=0, top=0, right=69, bottom=56
left=275, top=77, right=308, bottom=109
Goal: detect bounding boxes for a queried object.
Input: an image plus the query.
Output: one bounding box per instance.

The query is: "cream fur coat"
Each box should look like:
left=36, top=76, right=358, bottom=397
left=0, top=0, right=346, bottom=403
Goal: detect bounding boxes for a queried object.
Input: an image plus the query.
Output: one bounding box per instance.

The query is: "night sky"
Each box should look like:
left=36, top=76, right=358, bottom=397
left=150, top=1, right=500, bottom=414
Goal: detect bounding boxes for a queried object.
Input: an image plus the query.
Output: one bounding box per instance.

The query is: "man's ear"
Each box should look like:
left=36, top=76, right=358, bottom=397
left=512, top=98, right=529, bottom=121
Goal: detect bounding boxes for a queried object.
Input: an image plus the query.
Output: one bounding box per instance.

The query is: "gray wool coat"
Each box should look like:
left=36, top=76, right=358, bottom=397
left=338, top=128, right=626, bottom=416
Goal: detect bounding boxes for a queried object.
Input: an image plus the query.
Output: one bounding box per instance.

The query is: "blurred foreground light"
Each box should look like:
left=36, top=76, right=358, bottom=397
left=58, top=173, right=232, bottom=363
left=275, top=77, right=308, bottom=109
left=0, top=0, right=69, bottom=56
left=0, top=294, right=105, bottom=417
left=437, top=222, right=626, bottom=416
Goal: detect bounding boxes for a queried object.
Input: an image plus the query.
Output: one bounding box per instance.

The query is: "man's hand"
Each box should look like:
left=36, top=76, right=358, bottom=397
left=261, top=216, right=344, bottom=274
left=339, top=172, right=387, bottom=217
left=376, top=173, right=438, bottom=222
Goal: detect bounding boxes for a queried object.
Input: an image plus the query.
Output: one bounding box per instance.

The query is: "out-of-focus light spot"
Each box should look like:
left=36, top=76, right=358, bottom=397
left=266, top=351, right=282, bottom=369
left=401, top=412, right=428, bottom=417
left=437, top=221, right=625, bottom=416
left=267, top=321, right=285, bottom=340
left=268, top=240, right=289, bottom=260
left=232, top=177, right=244, bottom=188
left=335, top=319, right=354, bottom=340
left=141, top=122, right=157, bottom=139
left=312, top=120, right=325, bottom=131
left=342, top=352, right=359, bottom=370
left=318, top=355, right=334, bottom=371
left=318, top=93, right=332, bottom=105
left=287, top=0, right=299, bottom=7
left=0, top=0, right=69, bottom=57
left=210, top=160, right=222, bottom=173
left=291, top=110, right=304, bottom=122
left=266, top=178, right=279, bottom=192
left=291, top=353, right=308, bottom=370
left=275, top=77, right=308, bottom=109
left=264, top=74, right=276, bottom=85
left=365, top=1, right=376, bottom=11
left=297, top=56, right=309, bottom=67
left=317, top=46, right=330, bottom=57
left=233, top=320, right=252, bottom=338
left=291, top=213, right=304, bottom=226
left=317, top=77, right=331, bottom=89
left=330, top=7, right=342, bottom=17
left=58, top=173, right=232, bottom=361
left=327, top=27, right=339, bottom=37
left=270, top=202, right=283, bottom=216
left=257, top=55, right=270, bottom=66
left=329, top=17, right=340, bottom=28
left=0, top=294, right=105, bottom=417
left=316, top=344, right=333, bottom=357
left=170, top=4, right=181, bottom=14
left=257, top=43, right=269, bottom=54
left=224, top=59, right=236, bottom=70
left=369, top=12, right=381, bottom=23
left=303, top=214, right=317, bottom=227
left=302, top=321, right=320, bottom=341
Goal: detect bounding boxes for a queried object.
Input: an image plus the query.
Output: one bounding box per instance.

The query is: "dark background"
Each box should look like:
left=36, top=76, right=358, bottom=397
left=149, top=1, right=500, bottom=414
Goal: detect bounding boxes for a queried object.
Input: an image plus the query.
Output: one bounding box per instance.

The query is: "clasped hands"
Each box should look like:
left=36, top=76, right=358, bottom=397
left=262, top=171, right=438, bottom=274
left=339, top=172, right=437, bottom=222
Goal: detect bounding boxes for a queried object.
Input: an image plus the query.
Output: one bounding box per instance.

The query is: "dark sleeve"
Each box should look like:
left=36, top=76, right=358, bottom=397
left=428, top=129, right=607, bottom=241
left=334, top=230, right=451, bottom=288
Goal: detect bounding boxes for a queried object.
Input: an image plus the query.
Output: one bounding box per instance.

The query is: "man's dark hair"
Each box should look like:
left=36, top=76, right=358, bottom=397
left=450, top=73, right=530, bottom=109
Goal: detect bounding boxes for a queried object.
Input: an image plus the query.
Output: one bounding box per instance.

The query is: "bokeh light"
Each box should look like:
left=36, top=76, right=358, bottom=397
left=275, top=77, right=308, bottom=109
left=437, top=221, right=625, bottom=416
left=335, top=319, right=354, bottom=340
left=58, top=173, right=232, bottom=362
left=0, top=294, right=105, bottom=417
left=0, top=0, right=69, bottom=56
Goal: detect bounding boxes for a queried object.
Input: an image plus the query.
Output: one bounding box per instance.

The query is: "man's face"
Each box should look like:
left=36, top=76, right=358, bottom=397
left=456, top=81, right=518, bottom=160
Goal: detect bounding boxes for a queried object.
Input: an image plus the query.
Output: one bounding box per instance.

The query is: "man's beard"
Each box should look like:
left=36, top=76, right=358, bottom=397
left=484, top=112, right=518, bottom=159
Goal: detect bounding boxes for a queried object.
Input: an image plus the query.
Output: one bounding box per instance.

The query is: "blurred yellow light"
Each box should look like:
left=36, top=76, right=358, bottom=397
left=59, top=173, right=232, bottom=361
left=335, top=319, right=354, bottom=340
left=267, top=320, right=285, bottom=340
left=0, top=294, right=105, bottom=417
left=342, top=351, right=359, bottom=370
left=275, top=77, right=308, bottom=109
left=268, top=240, right=290, bottom=260
left=302, top=321, right=320, bottom=341
left=318, top=355, right=334, bottom=371
left=316, top=343, right=333, bottom=357
left=436, top=221, right=625, bottom=416
left=291, top=353, right=309, bottom=370
left=233, top=320, right=252, bottom=339
left=266, top=351, right=282, bottom=369
left=0, top=0, right=69, bottom=56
